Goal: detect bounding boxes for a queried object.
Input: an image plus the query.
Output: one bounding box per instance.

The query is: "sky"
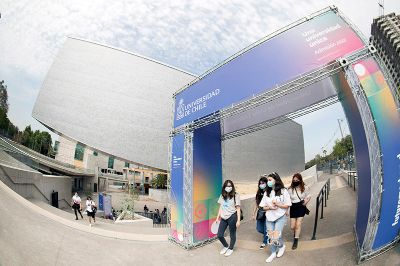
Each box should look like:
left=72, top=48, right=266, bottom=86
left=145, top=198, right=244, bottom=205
left=0, top=0, right=399, bottom=161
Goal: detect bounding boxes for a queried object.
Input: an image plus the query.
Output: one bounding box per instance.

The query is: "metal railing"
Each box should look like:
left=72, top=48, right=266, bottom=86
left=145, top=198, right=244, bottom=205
left=136, top=211, right=169, bottom=228
left=347, top=171, right=357, bottom=191
left=311, top=178, right=331, bottom=240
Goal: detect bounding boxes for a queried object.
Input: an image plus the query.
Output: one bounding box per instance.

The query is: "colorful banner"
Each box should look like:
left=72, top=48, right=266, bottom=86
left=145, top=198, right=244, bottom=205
left=352, top=58, right=400, bottom=249
left=334, top=72, right=372, bottom=246
left=192, top=121, right=222, bottom=243
left=170, top=134, right=185, bottom=242
left=174, top=10, right=365, bottom=128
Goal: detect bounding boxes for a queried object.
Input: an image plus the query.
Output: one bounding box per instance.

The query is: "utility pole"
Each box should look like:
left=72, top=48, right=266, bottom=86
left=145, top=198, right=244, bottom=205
left=337, top=119, right=344, bottom=139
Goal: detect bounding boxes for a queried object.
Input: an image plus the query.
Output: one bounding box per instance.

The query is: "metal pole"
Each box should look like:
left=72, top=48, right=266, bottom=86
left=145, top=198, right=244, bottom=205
left=337, top=118, right=344, bottom=139
left=324, top=186, right=328, bottom=207
left=311, top=197, right=320, bottom=240
left=320, top=193, right=324, bottom=219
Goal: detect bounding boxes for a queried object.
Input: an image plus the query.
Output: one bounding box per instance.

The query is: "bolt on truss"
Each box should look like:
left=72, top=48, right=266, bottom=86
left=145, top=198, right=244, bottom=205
left=344, top=66, right=383, bottom=262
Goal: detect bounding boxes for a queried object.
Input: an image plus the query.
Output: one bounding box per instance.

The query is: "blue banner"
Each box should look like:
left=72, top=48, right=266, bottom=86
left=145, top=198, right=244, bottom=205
left=173, top=11, right=364, bottom=127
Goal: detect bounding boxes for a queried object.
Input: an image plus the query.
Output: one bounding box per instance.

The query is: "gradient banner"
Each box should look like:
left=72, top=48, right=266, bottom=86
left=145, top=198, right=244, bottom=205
left=170, top=133, right=185, bottom=242
left=352, top=58, right=400, bottom=249
left=192, top=121, right=222, bottom=243
left=174, top=10, right=365, bottom=128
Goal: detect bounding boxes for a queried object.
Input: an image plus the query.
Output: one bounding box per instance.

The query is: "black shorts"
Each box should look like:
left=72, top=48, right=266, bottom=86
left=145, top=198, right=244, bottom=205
left=290, top=202, right=307, bottom=218
left=87, top=211, right=95, bottom=218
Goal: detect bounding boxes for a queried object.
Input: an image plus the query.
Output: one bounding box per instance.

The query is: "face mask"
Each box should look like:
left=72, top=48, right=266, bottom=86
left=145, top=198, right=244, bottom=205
left=267, top=181, right=274, bottom=188
left=259, top=184, right=266, bottom=190
left=225, top=186, right=233, bottom=193
left=292, top=181, right=300, bottom=187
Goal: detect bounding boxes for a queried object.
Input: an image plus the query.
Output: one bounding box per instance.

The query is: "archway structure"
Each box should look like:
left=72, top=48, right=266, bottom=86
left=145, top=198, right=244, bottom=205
left=169, top=6, right=400, bottom=262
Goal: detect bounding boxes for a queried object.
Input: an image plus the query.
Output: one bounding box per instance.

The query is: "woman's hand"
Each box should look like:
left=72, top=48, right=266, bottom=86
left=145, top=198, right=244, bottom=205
left=236, top=220, right=240, bottom=228
left=252, top=214, right=256, bottom=220
left=216, top=215, right=220, bottom=223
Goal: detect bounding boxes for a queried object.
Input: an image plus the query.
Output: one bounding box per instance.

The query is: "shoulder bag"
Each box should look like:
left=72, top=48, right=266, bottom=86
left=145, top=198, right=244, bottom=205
left=294, top=188, right=310, bottom=215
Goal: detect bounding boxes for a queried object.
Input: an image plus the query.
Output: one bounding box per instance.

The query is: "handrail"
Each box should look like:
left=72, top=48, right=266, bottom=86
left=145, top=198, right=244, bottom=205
left=347, top=171, right=357, bottom=191
left=311, top=178, right=331, bottom=240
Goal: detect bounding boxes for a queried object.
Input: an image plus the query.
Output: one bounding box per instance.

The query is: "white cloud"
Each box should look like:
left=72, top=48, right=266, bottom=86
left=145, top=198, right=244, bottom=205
left=0, top=0, right=398, bottom=149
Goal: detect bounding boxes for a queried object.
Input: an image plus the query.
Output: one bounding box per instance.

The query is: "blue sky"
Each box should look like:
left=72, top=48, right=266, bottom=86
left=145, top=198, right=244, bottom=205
left=0, top=0, right=399, bottom=161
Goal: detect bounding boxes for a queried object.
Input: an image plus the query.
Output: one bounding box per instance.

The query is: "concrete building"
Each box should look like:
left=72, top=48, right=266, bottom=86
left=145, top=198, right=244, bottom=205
left=370, top=12, right=400, bottom=98
left=33, top=37, right=305, bottom=189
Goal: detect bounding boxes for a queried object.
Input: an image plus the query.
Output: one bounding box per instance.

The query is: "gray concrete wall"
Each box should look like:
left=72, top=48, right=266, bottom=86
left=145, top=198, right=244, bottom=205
left=223, top=120, right=305, bottom=182
left=148, top=188, right=168, bottom=202
left=0, top=163, right=72, bottom=209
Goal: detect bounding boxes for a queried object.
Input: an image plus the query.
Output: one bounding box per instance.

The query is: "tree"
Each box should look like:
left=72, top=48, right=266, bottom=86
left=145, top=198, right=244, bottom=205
left=0, top=80, right=9, bottom=113
left=151, top=174, right=167, bottom=189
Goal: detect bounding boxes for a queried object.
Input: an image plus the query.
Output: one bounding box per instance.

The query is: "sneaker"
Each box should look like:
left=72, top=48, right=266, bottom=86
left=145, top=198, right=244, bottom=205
left=75, top=218, right=78, bottom=220
left=224, top=249, right=233, bottom=257
left=292, top=238, right=298, bottom=250
left=259, top=243, right=266, bottom=249
left=277, top=244, right=286, bottom=258
left=219, top=247, right=229, bottom=255
left=89, top=224, right=92, bottom=227
left=266, top=253, right=276, bottom=263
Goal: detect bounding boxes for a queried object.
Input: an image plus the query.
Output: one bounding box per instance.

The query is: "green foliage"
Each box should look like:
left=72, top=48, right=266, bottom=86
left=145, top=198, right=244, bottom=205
left=151, top=174, right=167, bottom=189
left=121, top=190, right=139, bottom=219
left=305, top=135, right=353, bottom=169
left=0, top=80, right=9, bottom=113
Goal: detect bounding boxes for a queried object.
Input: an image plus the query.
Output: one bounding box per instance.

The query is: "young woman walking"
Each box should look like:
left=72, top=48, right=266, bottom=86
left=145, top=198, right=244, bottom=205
left=252, top=176, right=268, bottom=249
left=216, top=180, right=241, bottom=257
left=259, top=172, right=291, bottom=263
left=86, top=196, right=97, bottom=227
left=288, top=173, right=311, bottom=249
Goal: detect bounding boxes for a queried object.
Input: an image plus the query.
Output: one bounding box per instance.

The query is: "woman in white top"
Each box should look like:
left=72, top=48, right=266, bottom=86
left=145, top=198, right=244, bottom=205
left=287, top=173, right=311, bottom=249
left=216, top=179, right=241, bottom=257
left=85, top=196, right=97, bottom=227
left=259, top=172, right=291, bottom=263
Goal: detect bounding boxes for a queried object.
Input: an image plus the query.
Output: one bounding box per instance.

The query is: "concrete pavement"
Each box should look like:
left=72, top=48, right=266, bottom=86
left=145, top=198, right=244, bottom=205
left=0, top=174, right=399, bottom=265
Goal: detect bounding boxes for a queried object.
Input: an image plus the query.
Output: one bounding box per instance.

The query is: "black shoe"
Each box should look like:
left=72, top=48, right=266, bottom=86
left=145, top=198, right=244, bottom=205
left=75, top=218, right=78, bottom=220
left=292, top=238, right=298, bottom=250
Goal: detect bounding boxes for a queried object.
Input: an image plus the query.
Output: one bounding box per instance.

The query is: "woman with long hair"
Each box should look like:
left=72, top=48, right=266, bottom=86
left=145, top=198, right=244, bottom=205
left=216, top=179, right=241, bottom=257
left=259, top=172, right=291, bottom=263
left=288, top=173, right=311, bottom=249
left=252, top=175, right=268, bottom=249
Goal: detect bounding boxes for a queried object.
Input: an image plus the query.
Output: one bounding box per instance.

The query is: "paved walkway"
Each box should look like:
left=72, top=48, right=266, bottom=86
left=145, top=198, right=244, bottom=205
left=0, top=174, right=399, bottom=265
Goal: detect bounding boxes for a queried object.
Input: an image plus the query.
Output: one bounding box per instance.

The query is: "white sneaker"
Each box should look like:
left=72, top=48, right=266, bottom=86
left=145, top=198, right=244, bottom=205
left=224, top=249, right=233, bottom=257
left=277, top=244, right=286, bottom=258
left=259, top=243, right=266, bottom=249
left=89, top=224, right=92, bottom=227
left=266, top=253, right=277, bottom=263
left=219, top=247, right=229, bottom=255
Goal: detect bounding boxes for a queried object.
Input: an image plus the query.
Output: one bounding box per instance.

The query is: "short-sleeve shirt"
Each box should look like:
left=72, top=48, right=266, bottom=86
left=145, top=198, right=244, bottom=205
left=86, top=200, right=95, bottom=212
left=217, top=193, right=240, bottom=220
left=259, top=189, right=292, bottom=222
left=72, top=195, right=81, bottom=204
left=288, top=186, right=310, bottom=203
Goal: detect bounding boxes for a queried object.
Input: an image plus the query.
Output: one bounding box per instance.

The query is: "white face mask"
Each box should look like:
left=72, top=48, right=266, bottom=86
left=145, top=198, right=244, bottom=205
left=225, top=186, right=233, bottom=193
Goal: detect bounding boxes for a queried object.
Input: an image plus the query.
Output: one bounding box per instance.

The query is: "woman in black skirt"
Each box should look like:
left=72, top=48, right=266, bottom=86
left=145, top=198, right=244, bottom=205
left=288, top=173, right=310, bottom=249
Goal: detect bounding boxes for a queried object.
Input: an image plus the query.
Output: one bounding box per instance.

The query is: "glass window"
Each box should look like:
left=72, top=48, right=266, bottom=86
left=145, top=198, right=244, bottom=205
left=125, top=162, right=130, bottom=168
left=93, top=151, right=98, bottom=156
left=74, top=143, right=85, bottom=161
left=108, top=156, right=114, bottom=169
left=54, top=141, right=60, bottom=152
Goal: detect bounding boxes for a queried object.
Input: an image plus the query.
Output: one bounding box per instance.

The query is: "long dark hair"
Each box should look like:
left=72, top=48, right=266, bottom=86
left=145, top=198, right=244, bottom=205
left=290, top=173, right=305, bottom=193
left=266, top=172, right=285, bottom=197
left=256, top=176, right=268, bottom=205
left=221, top=179, right=236, bottom=200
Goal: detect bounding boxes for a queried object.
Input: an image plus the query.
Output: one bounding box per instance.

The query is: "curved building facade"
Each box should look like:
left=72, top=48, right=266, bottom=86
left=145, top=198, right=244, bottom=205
left=33, top=37, right=196, bottom=171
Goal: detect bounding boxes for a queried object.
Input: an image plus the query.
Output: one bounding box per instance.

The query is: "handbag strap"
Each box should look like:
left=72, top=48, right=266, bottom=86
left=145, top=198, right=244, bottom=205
left=294, top=187, right=302, bottom=201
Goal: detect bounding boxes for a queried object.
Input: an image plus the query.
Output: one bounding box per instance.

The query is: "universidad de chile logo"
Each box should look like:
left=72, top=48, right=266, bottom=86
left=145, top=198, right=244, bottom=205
left=176, top=98, right=185, bottom=120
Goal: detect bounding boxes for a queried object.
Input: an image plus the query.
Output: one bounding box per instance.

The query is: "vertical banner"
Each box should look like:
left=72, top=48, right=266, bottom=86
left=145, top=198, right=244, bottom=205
left=192, top=121, right=222, bottom=243
left=170, top=134, right=185, bottom=242
left=352, top=58, right=400, bottom=249
left=103, top=194, right=112, bottom=218
left=98, top=193, right=104, bottom=211
left=334, top=72, right=372, bottom=246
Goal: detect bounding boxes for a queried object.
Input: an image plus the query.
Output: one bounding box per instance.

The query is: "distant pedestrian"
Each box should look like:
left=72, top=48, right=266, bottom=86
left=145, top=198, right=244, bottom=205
left=71, top=192, right=83, bottom=220
left=259, top=172, right=291, bottom=263
left=86, top=196, right=97, bottom=227
left=252, top=175, right=268, bottom=249
left=288, top=173, right=311, bottom=250
left=144, top=205, right=149, bottom=213
left=216, top=179, right=241, bottom=257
